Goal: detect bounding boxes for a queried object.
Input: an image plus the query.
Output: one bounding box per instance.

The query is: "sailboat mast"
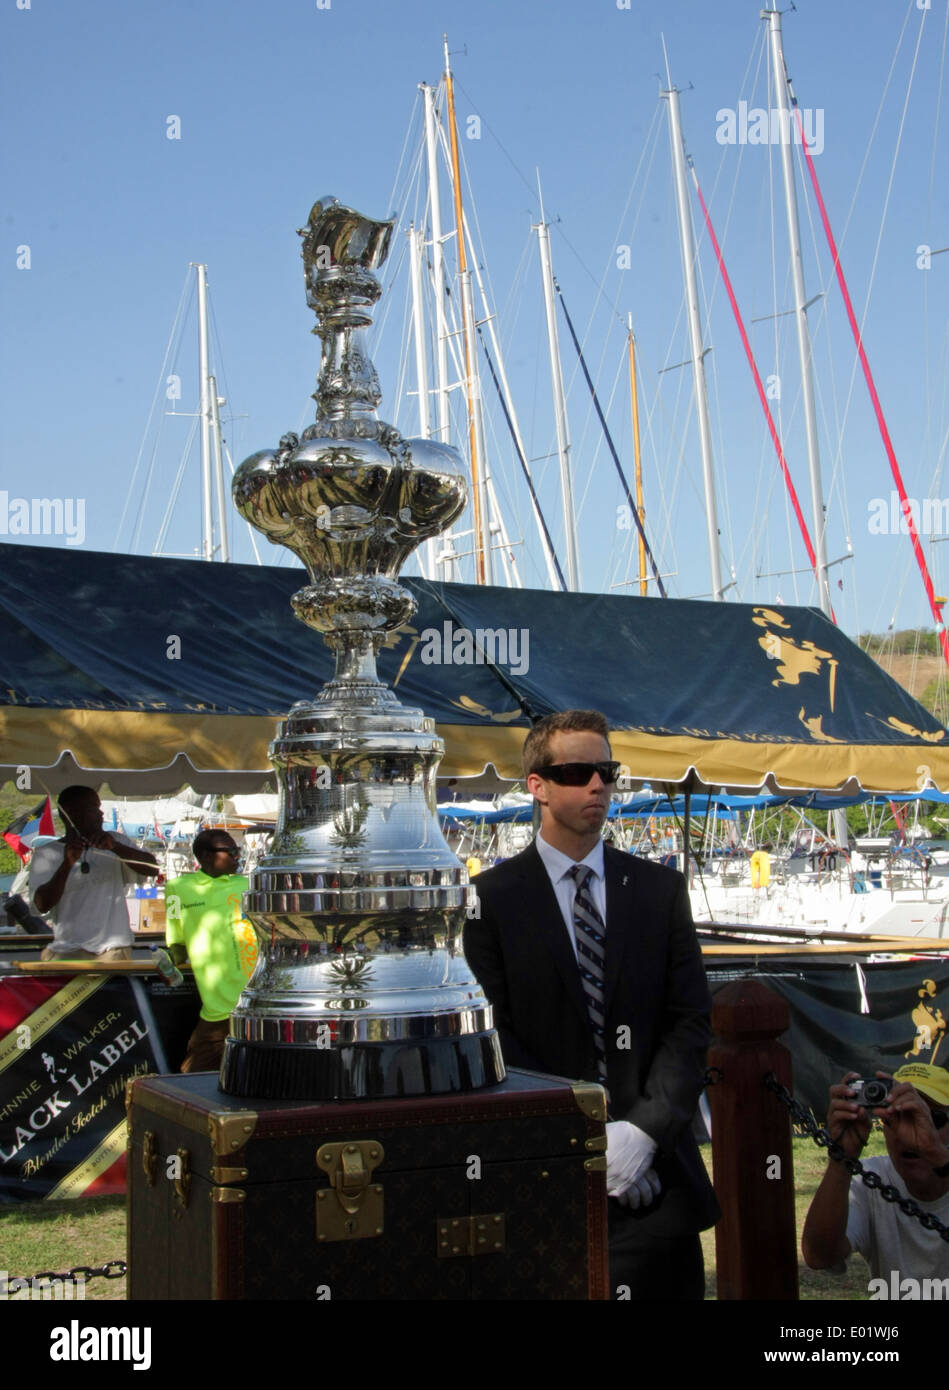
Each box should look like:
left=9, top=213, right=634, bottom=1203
left=408, top=223, right=437, bottom=580
left=663, top=82, right=724, bottom=601
left=765, top=8, right=833, bottom=619
left=627, top=314, right=646, bottom=596
left=420, top=83, right=452, bottom=448
left=408, top=226, right=433, bottom=443
left=420, top=82, right=459, bottom=582
left=535, top=181, right=580, bottom=592
left=194, top=262, right=213, bottom=561
left=443, top=36, right=493, bottom=585
left=461, top=204, right=561, bottom=590
left=209, top=374, right=230, bottom=562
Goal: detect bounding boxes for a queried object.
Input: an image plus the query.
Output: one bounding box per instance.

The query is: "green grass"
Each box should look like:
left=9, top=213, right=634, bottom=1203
left=1, top=1196, right=126, bottom=1301
left=700, top=1131, right=886, bottom=1300
left=0, top=1131, right=883, bottom=1301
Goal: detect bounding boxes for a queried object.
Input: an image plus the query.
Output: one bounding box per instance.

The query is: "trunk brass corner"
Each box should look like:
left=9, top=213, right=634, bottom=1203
left=570, top=1081, right=608, bottom=1122
left=208, top=1111, right=258, bottom=1157
left=210, top=1164, right=249, bottom=1185
left=211, top=1187, right=246, bottom=1204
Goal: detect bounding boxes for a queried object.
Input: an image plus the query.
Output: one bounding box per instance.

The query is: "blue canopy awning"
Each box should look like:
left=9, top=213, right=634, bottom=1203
left=1, top=542, right=947, bottom=795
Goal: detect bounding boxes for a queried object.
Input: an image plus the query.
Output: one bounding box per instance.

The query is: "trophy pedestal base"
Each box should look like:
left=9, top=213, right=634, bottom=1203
left=218, top=1032, right=505, bottom=1100
left=126, top=1068, right=609, bottom=1301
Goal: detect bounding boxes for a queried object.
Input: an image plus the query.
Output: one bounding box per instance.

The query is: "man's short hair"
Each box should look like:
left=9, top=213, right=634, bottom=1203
left=193, top=829, right=228, bottom=860
left=522, top=710, right=611, bottom=779
left=57, top=785, right=98, bottom=815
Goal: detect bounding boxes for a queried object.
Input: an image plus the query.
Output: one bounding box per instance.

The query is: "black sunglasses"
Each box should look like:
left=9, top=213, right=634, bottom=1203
left=534, top=762, right=620, bottom=787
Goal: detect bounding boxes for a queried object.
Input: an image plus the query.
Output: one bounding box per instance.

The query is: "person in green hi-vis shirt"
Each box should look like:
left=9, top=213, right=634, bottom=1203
left=165, top=830, right=259, bottom=1073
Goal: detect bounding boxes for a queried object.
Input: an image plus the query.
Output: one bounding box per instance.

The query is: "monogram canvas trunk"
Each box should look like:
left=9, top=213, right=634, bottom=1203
left=125, top=1068, right=609, bottom=1301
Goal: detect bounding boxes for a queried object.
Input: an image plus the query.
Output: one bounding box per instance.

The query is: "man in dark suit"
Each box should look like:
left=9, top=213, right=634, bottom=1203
left=464, top=710, right=719, bottom=1299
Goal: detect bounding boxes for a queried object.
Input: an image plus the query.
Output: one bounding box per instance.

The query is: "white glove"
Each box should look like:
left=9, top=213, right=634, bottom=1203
left=615, top=1167, right=662, bottom=1209
left=605, top=1120, right=657, bottom=1200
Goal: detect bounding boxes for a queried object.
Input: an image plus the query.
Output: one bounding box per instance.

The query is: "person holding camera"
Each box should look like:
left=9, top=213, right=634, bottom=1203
left=802, top=1063, right=949, bottom=1281
left=29, top=785, right=158, bottom=961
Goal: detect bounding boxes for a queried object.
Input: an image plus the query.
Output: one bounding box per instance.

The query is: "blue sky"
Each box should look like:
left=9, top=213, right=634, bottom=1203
left=2, top=0, right=947, bottom=643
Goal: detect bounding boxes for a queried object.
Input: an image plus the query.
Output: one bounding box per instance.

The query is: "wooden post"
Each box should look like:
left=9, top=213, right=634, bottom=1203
left=708, top=979, right=799, bottom=1300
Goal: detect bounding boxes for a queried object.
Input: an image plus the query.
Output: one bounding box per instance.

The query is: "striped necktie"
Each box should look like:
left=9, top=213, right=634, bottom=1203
left=568, top=863, right=609, bottom=1092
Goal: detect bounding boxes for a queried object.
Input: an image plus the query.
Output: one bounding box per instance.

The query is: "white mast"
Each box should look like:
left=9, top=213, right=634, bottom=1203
left=408, top=223, right=436, bottom=580
left=432, top=104, right=560, bottom=590
left=767, top=10, right=846, bottom=855
left=534, top=178, right=580, bottom=592
left=765, top=8, right=833, bottom=619
left=462, top=204, right=560, bottom=591
left=209, top=374, right=230, bottom=562
left=194, top=262, right=213, bottom=561
left=421, top=79, right=460, bottom=582
left=662, top=81, right=724, bottom=600
left=408, top=225, right=433, bottom=443
left=443, top=35, right=493, bottom=584
left=420, top=82, right=452, bottom=448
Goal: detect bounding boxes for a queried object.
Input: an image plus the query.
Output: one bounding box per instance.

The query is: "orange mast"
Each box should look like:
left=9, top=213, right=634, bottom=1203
left=443, top=35, right=490, bottom=584
left=627, top=314, right=646, bottom=596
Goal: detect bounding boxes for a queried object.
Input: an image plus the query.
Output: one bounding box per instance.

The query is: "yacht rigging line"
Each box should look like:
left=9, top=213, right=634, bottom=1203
left=799, top=5, right=924, bottom=628
left=922, top=4, right=949, bottom=567
left=443, top=35, right=491, bottom=585
left=427, top=106, right=550, bottom=588
left=790, top=97, right=949, bottom=667
left=385, top=88, right=424, bottom=231
left=222, top=440, right=262, bottom=566
left=788, top=3, right=917, bottom=625
left=555, top=280, right=667, bottom=599
left=152, top=414, right=199, bottom=556
left=475, top=322, right=567, bottom=590
left=117, top=267, right=193, bottom=554
left=688, top=158, right=830, bottom=620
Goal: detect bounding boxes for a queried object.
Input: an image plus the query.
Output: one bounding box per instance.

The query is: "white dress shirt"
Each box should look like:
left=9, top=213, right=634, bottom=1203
left=535, top=832, right=607, bottom=958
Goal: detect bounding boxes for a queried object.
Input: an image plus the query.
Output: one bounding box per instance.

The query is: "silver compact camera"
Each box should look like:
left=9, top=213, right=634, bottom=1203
left=849, top=1077, right=893, bottom=1109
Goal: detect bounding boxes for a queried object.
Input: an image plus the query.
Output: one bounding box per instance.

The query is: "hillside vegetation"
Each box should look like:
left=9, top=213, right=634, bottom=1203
left=857, top=629, right=947, bottom=717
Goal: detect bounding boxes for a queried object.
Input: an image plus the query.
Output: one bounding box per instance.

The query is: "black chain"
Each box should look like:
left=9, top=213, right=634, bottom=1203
left=764, top=1072, right=949, bottom=1243
left=0, top=1260, right=126, bottom=1297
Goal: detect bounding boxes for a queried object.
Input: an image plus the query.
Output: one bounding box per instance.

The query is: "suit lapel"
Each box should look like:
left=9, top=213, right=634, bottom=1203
left=518, top=843, right=590, bottom=1028
left=603, top=844, right=634, bottom=1012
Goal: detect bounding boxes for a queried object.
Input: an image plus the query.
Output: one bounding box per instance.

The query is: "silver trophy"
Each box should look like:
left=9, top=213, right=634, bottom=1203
left=219, top=197, right=505, bottom=1100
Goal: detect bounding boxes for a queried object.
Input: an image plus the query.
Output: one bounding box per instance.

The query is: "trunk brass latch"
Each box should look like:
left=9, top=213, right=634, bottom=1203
left=142, top=1130, right=159, bottom=1186
left=315, top=1141, right=384, bottom=1242
left=173, top=1148, right=191, bottom=1215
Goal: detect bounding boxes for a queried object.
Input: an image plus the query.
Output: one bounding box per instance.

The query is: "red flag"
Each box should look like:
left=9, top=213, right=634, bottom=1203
left=2, top=796, right=55, bottom=861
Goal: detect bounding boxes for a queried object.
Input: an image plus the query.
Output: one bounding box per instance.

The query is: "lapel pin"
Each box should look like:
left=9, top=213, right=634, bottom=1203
left=622, top=875, right=628, bottom=886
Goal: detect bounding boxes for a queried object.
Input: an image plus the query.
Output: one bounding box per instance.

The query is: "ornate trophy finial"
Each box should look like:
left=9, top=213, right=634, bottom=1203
left=221, top=197, right=505, bottom=1100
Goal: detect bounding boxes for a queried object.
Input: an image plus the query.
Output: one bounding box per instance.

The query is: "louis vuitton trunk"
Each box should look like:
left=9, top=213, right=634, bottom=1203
left=126, top=1068, right=609, bottom=1300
